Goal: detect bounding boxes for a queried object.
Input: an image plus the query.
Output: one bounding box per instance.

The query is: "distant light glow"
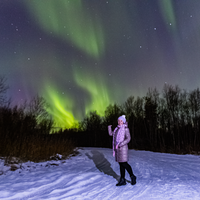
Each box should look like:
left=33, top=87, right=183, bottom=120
left=45, top=84, right=78, bottom=128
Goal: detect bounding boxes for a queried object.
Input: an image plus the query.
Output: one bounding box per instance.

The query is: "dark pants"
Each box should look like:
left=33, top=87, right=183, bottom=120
left=119, top=162, right=134, bottom=178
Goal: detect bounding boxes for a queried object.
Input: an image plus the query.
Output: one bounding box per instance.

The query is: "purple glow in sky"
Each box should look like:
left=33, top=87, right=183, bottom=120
left=1, top=0, right=200, bottom=125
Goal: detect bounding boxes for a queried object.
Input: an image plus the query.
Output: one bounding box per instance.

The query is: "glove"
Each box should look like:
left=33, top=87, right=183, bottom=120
left=116, top=144, right=119, bottom=149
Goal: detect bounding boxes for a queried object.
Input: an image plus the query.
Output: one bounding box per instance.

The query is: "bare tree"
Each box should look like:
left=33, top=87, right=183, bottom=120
left=145, top=88, right=159, bottom=150
left=188, top=88, right=200, bottom=148
left=0, top=76, right=9, bottom=106
left=25, top=95, right=54, bottom=133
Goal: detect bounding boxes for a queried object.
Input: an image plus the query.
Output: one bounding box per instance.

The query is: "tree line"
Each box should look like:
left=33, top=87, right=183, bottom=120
left=67, top=84, right=200, bottom=154
left=1, top=74, right=200, bottom=158
left=0, top=76, right=74, bottom=162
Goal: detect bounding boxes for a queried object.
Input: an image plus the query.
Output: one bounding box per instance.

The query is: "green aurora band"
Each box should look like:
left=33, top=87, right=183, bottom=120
left=23, top=0, right=108, bottom=128
left=44, top=67, right=112, bottom=128
left=45, top=84, right=78, bottom=129
left=158, top=0, right=177, bottom=30
left=74, top=65, right=111, bottom=117
left=22, top=0, right=178, bottom=128
left=23, top=0, right=105, bottom=59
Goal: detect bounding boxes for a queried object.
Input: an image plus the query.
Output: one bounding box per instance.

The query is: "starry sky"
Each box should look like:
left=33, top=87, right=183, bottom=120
left=1, top=0, right=200, bottom=128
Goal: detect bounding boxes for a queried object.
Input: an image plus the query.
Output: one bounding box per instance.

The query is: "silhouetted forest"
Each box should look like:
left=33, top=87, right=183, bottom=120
left=0, top=76, right=75, bottom=162
left=67, top=85, right=200, bottom=155
left=1, top=75, right=200, bottom=161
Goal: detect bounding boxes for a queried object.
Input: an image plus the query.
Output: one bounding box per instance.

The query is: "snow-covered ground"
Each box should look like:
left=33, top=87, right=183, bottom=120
left=0, top=147, right=200, bottom=200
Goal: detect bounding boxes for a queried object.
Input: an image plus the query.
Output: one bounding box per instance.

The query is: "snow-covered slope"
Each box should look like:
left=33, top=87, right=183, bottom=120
left=0, top=147, right=200, bottom=200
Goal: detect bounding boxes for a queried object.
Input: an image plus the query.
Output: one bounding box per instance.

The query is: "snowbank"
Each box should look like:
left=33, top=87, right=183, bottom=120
left=0, top=147, right=200, bottom=199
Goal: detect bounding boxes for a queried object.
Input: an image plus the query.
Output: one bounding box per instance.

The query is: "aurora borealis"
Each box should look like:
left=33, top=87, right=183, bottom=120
left=1, top=0, right=200, bottom=128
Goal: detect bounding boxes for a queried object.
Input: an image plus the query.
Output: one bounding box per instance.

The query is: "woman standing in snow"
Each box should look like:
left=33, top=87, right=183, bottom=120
left=108, top=115, right=136, bottom=186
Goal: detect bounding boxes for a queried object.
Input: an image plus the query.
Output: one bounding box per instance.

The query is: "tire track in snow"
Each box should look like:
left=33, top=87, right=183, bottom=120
left=1, top=148, right=200, bottom=200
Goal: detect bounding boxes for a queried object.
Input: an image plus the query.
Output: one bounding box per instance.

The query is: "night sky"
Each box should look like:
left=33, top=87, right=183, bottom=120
left=1, top=0, right=200, bottom=128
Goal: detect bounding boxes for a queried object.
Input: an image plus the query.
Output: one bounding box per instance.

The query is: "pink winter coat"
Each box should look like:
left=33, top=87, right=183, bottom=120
left=108, top=125, right=131, bottom=162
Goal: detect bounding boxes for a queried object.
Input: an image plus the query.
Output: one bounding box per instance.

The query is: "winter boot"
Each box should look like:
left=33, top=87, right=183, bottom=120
left=116, top=177, right=126, bottom=186
left=130, top=175, right=136, bottom=185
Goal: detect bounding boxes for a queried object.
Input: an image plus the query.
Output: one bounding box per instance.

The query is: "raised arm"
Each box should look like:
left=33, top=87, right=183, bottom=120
left=108, top=125, right=113, bottom=136
left=118, top=128, right=131, bottom=147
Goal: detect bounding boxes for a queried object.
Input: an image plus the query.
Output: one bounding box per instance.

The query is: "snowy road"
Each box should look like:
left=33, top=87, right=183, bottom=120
left=0, top=147, right=200, bottom=199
